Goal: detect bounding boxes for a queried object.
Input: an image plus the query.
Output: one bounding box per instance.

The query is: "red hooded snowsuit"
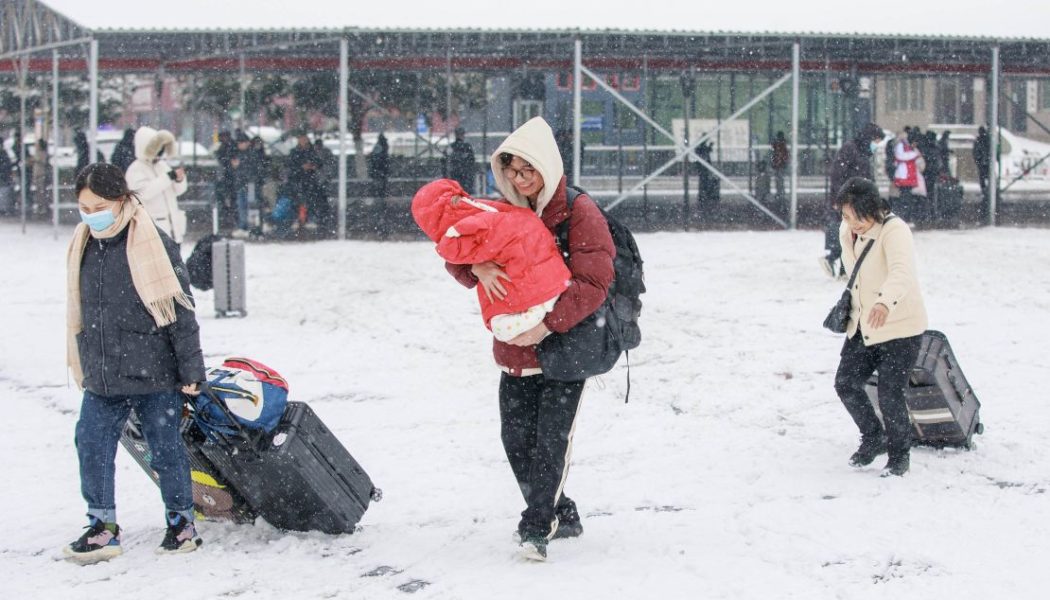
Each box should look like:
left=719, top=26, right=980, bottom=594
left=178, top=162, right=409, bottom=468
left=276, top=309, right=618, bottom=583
left=412, top=179, right=571, bottom=329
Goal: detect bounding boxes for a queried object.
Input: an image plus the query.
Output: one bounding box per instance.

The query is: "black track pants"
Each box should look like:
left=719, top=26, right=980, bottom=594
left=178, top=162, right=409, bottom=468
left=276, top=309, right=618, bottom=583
left=834, top=331, right=922, bottom=456
left=498, top=373, right=585, bottom=539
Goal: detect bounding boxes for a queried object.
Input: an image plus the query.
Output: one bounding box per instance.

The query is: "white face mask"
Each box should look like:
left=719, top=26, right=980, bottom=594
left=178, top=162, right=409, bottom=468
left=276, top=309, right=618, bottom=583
left=870, top=142, right=879, bottom=153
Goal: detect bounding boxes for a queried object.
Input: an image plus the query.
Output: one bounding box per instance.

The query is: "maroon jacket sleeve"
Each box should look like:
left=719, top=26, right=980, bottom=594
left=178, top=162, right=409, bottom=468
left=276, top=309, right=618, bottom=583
left=543, top=195, right=615, bottom=333
left=445, top=261, right=477, bottom=288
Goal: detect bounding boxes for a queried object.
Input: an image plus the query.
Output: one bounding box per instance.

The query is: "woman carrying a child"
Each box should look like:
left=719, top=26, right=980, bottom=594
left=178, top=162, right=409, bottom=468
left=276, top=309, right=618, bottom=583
left=414, top=117, right=615, bottom=562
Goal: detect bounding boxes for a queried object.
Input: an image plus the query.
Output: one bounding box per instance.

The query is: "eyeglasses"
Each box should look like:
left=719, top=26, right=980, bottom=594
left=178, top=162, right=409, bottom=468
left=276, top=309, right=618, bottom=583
left=502, top=165, right=538, bottom=182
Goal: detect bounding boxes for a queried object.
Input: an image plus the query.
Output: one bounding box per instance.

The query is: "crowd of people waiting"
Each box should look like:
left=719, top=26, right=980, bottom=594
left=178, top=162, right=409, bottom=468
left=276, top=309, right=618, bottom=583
left=882, top=125, right=960, bottom=224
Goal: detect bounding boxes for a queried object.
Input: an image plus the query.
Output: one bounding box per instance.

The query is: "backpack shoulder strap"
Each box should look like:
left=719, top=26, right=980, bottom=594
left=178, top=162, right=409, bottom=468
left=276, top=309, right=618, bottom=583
left=556, top=185, right=584, bottom=259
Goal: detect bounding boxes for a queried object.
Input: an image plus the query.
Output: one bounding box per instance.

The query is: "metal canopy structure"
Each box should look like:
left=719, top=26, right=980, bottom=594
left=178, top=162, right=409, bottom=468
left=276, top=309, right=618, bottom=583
left=6, top=29, right=1050, bottom=75
left=6, top=0, right=1050, bottom=233
left=5, top=0, right=1050, bottom=76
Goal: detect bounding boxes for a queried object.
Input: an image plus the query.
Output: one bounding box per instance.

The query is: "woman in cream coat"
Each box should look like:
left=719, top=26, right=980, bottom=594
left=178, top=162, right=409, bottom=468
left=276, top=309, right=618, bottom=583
left=833, top=177, right=927, bottom=477
left=125, top=126, right=188, bottom=243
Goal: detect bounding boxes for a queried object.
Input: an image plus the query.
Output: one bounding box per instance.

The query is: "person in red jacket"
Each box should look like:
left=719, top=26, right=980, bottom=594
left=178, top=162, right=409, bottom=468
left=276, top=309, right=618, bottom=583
left=444, top=117, right=615, bottom=562
left=412, top=178, right=571, bottom=341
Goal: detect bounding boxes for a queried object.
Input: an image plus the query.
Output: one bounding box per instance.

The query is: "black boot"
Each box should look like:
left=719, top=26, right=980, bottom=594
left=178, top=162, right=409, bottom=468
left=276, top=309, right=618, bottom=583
left=849, top=434, right=888, bottom=467
left=881, top=453, right=910, bottom=477
left=552, top=502, right=583, bottom=540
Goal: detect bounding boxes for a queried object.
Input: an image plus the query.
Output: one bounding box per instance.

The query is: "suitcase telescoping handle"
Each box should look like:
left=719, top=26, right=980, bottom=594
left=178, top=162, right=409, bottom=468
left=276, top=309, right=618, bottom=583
left=190, top=382, right=262, bottom=453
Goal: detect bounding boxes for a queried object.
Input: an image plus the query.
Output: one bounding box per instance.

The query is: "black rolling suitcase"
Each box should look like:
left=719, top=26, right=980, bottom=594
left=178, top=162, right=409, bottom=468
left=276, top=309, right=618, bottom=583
left=120, top=410, right=257, bottom=524
left=199, top=401, right=380, bottom=534
left=865, top=330, right=983, bottom=449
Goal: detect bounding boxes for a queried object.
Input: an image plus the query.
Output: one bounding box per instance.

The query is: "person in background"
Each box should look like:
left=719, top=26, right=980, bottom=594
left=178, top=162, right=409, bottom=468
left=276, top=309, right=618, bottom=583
left=311, top=138, right=337, bottom=232
left=75, top=131, right=91, bottom=174
left=313, top=138, right=337, bottom=184
left=973, top=126, right=991, bottom=220
left=444, top=117, right=614, bottom=562
left=74, top=130, right=105, bottom=174
left=771, top=131, right=789, bottom=203
left=0, top=141, right=14, bottom=216
left=832, top=177, right=928, bottom=478
left=368, top=133, right=390, bottom=200
left=125, top=127, right=188, bottom=243
left=287, top=132, right=321, bottom=227
left=110, top=128, right=137, bottom=173
left=447, top=127, right=477, bottom=194
left=892, top=130, right=922, bottom=223
left=821, top=123, right=884, bottom=279
left=921, top=130, right=941, bottom=216
left=214, top=130, right=237, bottom=229
left=63, top=163, right=205, bottom=565
left=938, top=131, right=952, bottom=178
left=229, top=132, right=255, bottom=233
left=31, top=139, right=51, bottom=216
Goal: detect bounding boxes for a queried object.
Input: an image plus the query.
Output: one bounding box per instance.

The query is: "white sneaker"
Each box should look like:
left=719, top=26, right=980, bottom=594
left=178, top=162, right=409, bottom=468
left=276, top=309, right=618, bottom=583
left=519, top=537, right=547, bottom=562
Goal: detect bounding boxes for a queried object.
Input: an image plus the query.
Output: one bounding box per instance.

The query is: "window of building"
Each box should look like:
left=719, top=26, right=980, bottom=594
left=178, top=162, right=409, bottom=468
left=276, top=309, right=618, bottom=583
left=885, top=77, right=926, bottom=113
left=1040, top=80, right=1050, bottom=111
left=513, top=100, right=544, bottom=129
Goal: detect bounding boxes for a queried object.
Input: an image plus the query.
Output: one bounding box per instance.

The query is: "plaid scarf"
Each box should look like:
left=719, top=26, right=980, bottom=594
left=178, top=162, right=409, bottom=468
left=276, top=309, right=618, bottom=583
left=66, top=199, right=194, bottom=388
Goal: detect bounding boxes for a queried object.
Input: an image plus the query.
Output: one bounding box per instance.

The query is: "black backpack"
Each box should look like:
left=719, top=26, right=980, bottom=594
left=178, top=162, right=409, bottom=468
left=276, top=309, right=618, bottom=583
left=186, top=234, right=223, bottom=291
left=536, top=185, right=645, bottom=399
left=562, top=185, right=644, bottom=350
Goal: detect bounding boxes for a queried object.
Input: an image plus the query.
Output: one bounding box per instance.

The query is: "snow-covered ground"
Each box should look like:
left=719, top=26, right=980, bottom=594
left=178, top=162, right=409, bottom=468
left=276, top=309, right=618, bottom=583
left=1, top=220, right=1047, bottom=599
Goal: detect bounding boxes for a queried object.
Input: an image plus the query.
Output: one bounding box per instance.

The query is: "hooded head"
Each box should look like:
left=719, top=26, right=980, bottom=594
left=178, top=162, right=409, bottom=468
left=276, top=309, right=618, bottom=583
left=855, top=122, right=884, bottom=154
left=134, top=126, right=177, bottom=162
left=411, top=181, right=500, bottom=242
left=489, top=117, right=564, bottom=217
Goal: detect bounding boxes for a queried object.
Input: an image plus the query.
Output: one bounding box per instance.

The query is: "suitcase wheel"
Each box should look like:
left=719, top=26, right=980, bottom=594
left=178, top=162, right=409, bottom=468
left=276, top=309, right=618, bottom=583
left=974, top=422, right=984, bottom=435
left=370, top=487, right=383, bottom=503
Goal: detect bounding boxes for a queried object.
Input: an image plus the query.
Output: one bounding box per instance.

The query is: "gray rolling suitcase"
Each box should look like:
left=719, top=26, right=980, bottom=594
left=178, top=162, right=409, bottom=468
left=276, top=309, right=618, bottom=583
left=212, top=239, right=246, bottom=318
left=865, top=330, right=983, bottom=449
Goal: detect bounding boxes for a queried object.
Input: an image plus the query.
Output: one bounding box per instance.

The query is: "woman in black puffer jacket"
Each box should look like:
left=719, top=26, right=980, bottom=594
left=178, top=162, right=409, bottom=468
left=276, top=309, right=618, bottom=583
left=63, top=163, right=205, bottom=565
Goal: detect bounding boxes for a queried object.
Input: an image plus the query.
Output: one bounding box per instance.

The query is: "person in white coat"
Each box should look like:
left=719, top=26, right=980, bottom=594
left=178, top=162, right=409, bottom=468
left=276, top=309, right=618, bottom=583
left=125, top=127, right=188, bottom=243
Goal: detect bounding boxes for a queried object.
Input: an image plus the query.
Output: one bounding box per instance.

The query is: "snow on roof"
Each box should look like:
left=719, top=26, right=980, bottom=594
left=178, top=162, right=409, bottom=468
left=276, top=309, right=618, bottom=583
left=39, top=0, right=1050, bottom=42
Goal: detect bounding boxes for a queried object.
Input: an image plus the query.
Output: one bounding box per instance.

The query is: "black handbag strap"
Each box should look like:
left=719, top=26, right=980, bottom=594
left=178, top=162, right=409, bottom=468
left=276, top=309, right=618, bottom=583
left=845, top=239, right=875, bottom=290
left=843, top=215, right=896, bottom=290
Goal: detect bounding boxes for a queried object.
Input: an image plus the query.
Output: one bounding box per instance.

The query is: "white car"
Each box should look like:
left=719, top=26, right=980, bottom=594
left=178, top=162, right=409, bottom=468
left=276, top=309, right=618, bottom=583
left=927, top=123, right=1050, bottom=183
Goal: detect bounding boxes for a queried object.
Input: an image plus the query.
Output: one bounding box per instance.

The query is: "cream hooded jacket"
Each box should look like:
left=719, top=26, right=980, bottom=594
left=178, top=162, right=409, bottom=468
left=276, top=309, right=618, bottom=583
left=839, top=215, right=928, bottom=345
left=125, top=127, right=188, bottom=243
left=489, top=117, right=564, bottom=216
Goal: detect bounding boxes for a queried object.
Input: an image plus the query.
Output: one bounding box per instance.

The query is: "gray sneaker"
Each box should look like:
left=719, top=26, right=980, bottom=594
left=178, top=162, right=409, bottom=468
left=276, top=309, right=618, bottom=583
left=156, top=512, right=203, bottom=554
left=63, top=518, right=123, bottom=565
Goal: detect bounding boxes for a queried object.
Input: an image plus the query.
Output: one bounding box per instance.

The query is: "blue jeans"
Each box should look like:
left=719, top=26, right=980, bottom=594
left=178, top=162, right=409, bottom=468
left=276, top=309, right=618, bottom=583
left=236, top=188, right=249, bottom=230
left=75, top=390, right=194, bottom=524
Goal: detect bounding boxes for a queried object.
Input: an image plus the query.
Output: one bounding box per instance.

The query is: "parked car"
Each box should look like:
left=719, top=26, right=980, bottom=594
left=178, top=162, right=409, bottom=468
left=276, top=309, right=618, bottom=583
left=927, top=123, right=1050, bottom=183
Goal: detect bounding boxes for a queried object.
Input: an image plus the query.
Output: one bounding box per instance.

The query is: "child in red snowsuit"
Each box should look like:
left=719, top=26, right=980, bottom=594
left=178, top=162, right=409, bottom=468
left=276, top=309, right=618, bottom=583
left=412, top=178, right=571, bottom=341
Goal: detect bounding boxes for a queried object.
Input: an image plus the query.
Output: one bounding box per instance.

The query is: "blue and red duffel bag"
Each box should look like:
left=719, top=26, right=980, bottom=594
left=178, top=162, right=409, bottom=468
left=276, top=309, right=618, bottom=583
left=193, top=357, right=289, bottom=437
